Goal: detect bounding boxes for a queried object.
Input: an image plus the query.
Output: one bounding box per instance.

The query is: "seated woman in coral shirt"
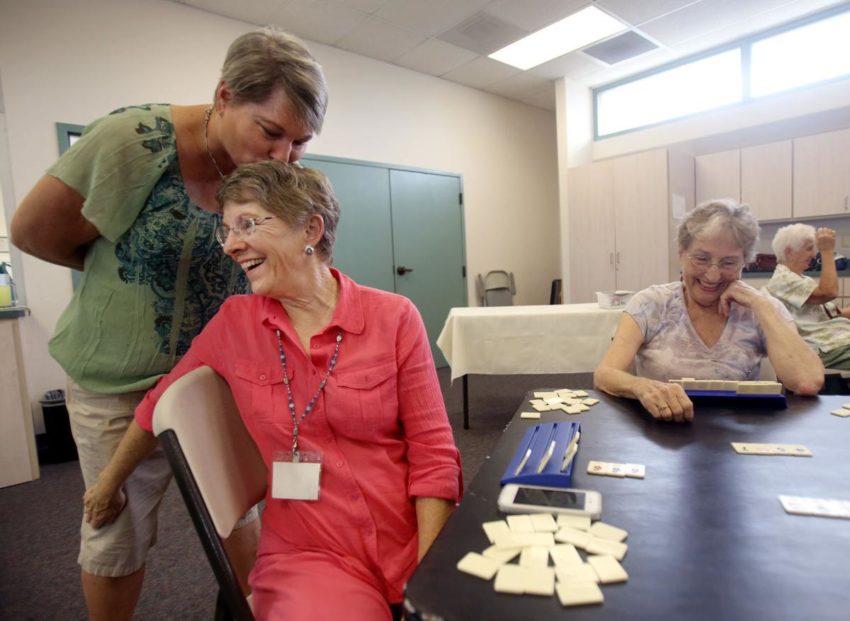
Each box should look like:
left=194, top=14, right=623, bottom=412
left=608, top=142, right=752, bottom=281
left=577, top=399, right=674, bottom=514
left=83, top=161, right=463, bottom=621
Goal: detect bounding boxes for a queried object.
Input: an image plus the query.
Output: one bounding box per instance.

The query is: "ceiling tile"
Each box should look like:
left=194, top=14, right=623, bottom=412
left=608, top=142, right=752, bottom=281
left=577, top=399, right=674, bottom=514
left=336, top=17, right=426, bottom=62
left=582, top=47, right=678, bottom=86
left=596, top=0, right=701, bottom=27
left=582, top=30, right=660, bottom=65
left=668, top=0, right=849, bottom=53
left=485, top=0, right=590, bottom=32
left=438, top=11, right=529, bottom=55
left=394, top=39, right=479, bottom=76
left=268, top=0, right=370, bottom=45
left=529, top=50, right=607, bottom=81
left=182, top=0, right=287, bottom=25
left=639, top=0, right=801, bottom=47
left=375, top=0, right=491, bottom=37
left=442, top=55, right=521, bottom=88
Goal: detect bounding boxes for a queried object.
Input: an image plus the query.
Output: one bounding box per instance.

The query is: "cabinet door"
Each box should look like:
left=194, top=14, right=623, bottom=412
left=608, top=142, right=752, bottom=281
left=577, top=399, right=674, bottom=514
left=793, top=128, right=850, bottom=218
left=568, top=160, right=615, bottom=302
left=696, top=149, right=740, bottom=205
left=612, top=150, right=670, bottom=292
left=741, top=141, right=792, bottom=221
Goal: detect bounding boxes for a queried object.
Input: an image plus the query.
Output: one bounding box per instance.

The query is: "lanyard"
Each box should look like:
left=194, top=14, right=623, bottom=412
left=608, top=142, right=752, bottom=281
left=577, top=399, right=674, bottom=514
left=275, top=329, right=342, bottom=457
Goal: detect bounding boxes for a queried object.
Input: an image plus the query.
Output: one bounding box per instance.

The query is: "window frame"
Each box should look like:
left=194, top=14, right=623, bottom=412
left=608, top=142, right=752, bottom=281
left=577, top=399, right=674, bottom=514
left=593, top=3, right=850, bottom=140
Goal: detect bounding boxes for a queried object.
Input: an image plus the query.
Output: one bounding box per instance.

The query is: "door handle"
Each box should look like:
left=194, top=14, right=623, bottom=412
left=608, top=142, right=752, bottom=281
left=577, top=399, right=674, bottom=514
left=396, top=265, right=414, bottom=275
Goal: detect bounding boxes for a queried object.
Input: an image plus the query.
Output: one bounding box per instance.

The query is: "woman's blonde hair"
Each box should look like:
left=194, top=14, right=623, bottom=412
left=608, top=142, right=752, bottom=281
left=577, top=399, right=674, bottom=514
left=219, top=28, right=328, bottom=133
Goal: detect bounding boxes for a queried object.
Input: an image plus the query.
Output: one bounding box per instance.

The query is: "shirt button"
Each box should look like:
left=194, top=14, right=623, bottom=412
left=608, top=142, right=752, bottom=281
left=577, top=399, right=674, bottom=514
left=336, top=462, right=343, bottom=468
left=259, top=374, right=267, bottom=381
left=312, top=343, right=319, bottom=349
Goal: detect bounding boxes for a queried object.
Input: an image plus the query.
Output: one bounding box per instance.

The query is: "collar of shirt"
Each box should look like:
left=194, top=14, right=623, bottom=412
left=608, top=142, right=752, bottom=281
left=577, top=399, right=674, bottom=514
left=259, top=268, right=366, bottom=342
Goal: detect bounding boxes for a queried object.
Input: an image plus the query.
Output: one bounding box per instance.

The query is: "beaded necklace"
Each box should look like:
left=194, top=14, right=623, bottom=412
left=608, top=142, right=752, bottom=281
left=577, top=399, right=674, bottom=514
left=275, top=329, right=343, bottom=457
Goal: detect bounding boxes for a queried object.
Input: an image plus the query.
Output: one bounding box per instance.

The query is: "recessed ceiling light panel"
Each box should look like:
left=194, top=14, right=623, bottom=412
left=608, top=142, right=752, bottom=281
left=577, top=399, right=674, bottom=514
left=489, top=5, right=627, bottom=70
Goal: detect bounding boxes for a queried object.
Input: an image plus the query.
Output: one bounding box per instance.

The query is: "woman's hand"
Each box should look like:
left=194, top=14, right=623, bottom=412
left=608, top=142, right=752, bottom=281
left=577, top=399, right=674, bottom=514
left=83, top=480, right=127, bottom=529
left=718, top=280, right=767, bottom=317
left=816, top=227, right=836, bottom=253
left=633, top=378, right=694, bottom=422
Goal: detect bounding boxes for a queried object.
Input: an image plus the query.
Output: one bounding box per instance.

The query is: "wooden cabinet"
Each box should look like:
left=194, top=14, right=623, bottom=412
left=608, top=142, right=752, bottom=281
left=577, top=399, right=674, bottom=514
left=695, top=149, right=740, bottom=205
left=793, top=128, right=850, bottom=218
left=567, top=159, right=615, bottom=301
left=0, top=318, right=39, bottom=488
left=741, top=141, right=792, bottom=221
left=568, top=149, right=694, bottom=302
left=611, top=150, right=671, bottom=292
left=696, top=142, right=792, bottom=222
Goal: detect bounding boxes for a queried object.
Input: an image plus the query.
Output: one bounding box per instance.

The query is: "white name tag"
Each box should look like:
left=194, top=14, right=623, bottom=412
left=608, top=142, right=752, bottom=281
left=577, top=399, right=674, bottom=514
left=272, top=451, right=322, bottom=501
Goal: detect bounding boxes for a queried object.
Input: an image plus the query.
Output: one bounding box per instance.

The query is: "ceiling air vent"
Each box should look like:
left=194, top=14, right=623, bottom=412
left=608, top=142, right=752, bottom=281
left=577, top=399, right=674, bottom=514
left=438, top=12, right=528, bottom=56
left=582, top=30, right=658, bottom=65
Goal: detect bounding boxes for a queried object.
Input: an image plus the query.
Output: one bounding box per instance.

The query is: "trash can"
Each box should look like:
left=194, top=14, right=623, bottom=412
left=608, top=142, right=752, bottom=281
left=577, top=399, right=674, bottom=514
left=39, top=389, right=78, bottom=463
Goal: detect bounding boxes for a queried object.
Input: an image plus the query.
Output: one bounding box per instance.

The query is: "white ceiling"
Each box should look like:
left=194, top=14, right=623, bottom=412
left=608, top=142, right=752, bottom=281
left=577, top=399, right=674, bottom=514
left=174, top=0, right=849, bottom=111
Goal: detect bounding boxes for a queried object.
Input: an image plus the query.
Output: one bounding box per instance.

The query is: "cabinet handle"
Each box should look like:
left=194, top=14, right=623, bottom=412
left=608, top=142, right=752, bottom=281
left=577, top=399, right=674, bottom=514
left=609, top=252, right=614, bottom=266
left=616, top=251, right=621, bottom=267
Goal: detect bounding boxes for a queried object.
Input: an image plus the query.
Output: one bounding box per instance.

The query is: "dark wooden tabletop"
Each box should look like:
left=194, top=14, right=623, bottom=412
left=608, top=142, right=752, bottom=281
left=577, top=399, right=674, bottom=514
left=404, top=391, right=850, bottom=621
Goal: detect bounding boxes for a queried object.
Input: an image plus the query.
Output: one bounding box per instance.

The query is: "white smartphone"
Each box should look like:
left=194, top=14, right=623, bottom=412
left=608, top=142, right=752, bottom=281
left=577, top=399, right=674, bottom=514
left=497, top=484, right=602, bottom=519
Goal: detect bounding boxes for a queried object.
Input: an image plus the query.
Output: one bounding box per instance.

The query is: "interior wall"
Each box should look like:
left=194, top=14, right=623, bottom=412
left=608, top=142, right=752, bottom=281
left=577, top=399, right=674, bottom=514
left=0, top=0, right=559, bottom=429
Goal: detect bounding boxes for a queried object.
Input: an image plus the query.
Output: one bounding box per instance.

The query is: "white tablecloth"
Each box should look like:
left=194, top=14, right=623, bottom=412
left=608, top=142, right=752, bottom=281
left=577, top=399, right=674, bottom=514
left=436, top=304, right=623, bottom=381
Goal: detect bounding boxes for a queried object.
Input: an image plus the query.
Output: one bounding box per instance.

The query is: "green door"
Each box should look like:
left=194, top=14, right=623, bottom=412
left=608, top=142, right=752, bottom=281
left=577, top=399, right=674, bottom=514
left=390, top=170, right=466, bottom=367
left=301, top=158, right=395, bottom=292
left=301, top=157, right=466, bottom=368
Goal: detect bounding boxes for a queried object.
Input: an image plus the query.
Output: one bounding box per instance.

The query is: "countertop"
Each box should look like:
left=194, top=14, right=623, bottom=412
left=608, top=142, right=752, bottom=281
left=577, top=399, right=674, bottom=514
left=742, top=268, right=850, bottom=278
left=0, top=306, right=30, bottom=319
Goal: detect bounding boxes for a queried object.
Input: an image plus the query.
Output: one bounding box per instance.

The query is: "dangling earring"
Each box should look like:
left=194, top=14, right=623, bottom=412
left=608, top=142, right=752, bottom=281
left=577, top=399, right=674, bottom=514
left=304, top=244, right=315, bottom=256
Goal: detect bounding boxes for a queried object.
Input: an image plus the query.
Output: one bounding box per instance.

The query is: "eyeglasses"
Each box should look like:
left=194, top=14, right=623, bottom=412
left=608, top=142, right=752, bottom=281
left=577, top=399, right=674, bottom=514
left=214, top=216, right=275, bottom=246
left=687, top=253, right=743, bottom=274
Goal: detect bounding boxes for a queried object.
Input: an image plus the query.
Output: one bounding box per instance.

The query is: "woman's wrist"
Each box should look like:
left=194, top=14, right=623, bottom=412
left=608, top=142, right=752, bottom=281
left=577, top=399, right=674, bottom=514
left=94, top=468, right=123, bottom=493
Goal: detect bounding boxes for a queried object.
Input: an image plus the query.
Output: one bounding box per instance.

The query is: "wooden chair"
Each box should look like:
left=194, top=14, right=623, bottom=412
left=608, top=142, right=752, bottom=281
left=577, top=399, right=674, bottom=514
left=152, top=366, right=267, bottom=621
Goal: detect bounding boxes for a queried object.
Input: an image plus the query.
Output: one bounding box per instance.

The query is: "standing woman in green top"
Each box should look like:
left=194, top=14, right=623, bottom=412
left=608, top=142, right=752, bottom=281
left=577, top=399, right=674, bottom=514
left=10, top=28, right=328, bottom=621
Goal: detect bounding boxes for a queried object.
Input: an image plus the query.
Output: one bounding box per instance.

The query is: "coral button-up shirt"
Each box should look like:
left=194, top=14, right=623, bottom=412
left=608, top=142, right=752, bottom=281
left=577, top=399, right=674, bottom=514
left=135, top=269, right=462, bottom=601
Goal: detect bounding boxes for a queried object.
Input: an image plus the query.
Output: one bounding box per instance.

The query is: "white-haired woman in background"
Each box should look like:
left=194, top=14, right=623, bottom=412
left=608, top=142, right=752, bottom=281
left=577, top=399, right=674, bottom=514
left=595, top=200, right=823, bottom=423
left=765, top=224, right=850, bottom=369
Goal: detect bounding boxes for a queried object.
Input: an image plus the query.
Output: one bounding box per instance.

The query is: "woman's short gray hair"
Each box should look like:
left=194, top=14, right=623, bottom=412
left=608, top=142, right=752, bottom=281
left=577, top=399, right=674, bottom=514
left=217, top=161, right=340, bottom=260
left=677, top=199, right=760, bottom=261
left=772, top=223, right=815, bottom=263
left=218, top=28, right=328, bottom=134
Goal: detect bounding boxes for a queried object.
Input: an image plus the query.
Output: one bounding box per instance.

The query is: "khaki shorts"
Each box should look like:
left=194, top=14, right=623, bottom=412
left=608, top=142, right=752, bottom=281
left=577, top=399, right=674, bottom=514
left=67, top=378, right=261, bottom=577
left=67, top=379, right=172, bottom=577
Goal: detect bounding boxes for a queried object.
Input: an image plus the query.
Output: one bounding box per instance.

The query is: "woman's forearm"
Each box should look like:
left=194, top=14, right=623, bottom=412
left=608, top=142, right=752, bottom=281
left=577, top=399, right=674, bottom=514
left=753, top=300, right=824, bottom=394
left=594, top=365, right=648, bottom=400
left=97, top=420, right=158, bottom=490
left=415, top=497, right=455, bottom=561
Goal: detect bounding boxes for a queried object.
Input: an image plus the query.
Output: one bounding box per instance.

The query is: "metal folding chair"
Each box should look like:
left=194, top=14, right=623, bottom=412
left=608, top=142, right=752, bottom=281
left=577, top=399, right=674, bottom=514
left=153, top=366, right=267, bottom=621
left=476, top=270, right=516, bottom=306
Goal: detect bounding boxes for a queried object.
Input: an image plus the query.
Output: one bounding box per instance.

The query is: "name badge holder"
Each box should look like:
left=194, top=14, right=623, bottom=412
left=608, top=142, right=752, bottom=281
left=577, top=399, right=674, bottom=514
left=272, top=450, right=323, bottom=501
left=500, top=421, right=581, bottom=489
